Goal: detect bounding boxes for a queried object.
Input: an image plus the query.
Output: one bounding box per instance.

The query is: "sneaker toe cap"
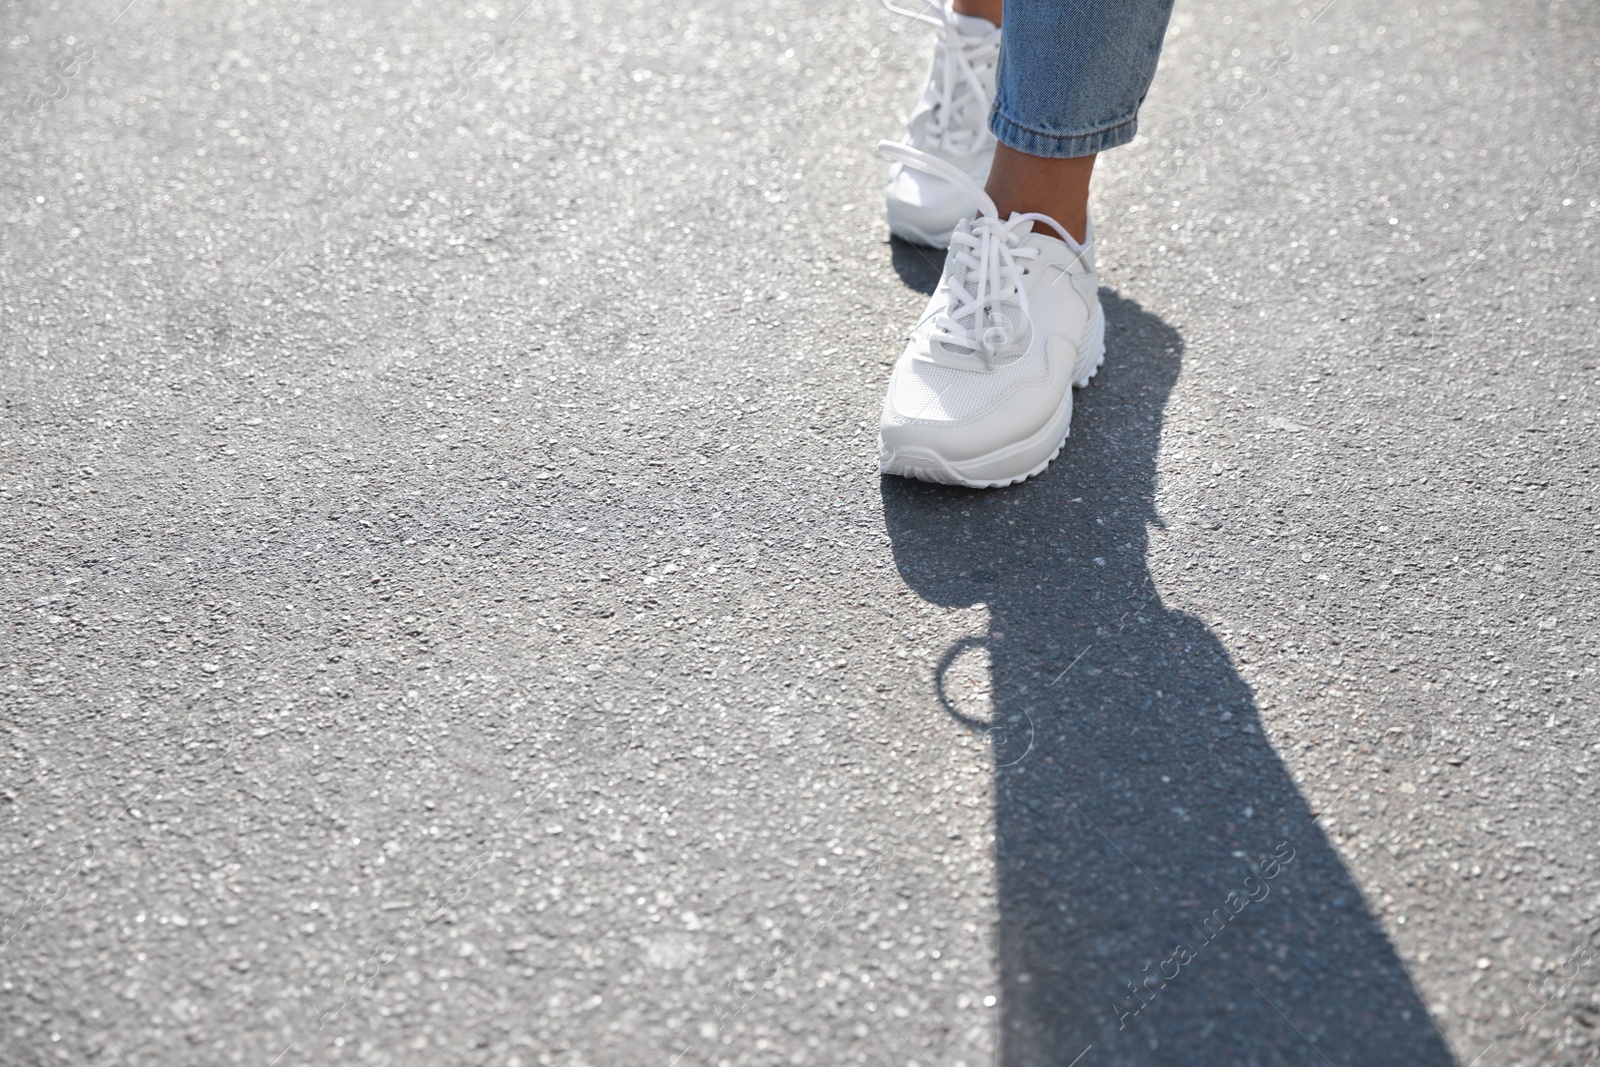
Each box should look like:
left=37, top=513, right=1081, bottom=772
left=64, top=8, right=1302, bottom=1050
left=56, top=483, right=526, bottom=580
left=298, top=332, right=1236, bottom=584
left=879, top=357, right=1067, bottom=465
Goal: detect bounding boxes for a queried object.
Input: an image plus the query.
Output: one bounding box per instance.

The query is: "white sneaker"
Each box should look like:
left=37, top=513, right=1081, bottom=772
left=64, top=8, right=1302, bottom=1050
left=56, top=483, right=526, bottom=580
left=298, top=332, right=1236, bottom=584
left=876, top=143, right=1105, bottom=489
left=880, top=0, right=1000, bottom=248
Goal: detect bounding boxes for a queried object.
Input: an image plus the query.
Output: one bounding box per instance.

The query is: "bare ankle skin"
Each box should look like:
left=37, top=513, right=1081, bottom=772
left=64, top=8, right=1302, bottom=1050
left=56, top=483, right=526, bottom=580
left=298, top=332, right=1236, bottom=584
left=984, top=142, right=1096, bottom=244
left=951, top=0, right=1002, bottom=25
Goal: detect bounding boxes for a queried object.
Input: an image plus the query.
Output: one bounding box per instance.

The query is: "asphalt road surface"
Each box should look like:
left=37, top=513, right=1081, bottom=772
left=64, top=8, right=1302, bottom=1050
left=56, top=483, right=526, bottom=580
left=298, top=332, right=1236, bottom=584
left=3, top=0, right=1598, bottom=1064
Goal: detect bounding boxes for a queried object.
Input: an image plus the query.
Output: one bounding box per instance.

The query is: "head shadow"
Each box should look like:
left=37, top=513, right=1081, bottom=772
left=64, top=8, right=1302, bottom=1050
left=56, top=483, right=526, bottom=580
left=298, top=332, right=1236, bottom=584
left=881, top=290, right=1456, bottom=1065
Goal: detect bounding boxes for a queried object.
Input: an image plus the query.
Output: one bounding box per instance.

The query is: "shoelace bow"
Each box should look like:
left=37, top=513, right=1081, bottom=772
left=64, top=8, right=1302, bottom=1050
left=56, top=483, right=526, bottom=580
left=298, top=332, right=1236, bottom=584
left=878, top=141, right=1077, bottom=362
left=879, top=0, right=999, bottom=155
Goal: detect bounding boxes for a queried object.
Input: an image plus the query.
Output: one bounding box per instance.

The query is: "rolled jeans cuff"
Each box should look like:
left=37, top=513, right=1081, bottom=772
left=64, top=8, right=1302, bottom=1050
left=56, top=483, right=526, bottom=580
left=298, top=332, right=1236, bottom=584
left=989, top=107, right=1142, bottom=159
left=987, top=0, right=1175, bottom=160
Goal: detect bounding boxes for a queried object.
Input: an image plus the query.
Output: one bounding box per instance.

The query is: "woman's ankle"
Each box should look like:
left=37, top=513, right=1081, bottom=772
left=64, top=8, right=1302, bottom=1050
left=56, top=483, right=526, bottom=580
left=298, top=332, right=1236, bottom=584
left=985, top=143, right=1096, bottom=244
left=950, top=0, right=1002, bottom=26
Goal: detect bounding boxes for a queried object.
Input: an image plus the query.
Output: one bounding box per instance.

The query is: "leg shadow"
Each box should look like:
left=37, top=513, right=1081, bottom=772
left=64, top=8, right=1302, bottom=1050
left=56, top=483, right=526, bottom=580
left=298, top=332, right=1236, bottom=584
left=881, top=291, right=1456, bottom=1066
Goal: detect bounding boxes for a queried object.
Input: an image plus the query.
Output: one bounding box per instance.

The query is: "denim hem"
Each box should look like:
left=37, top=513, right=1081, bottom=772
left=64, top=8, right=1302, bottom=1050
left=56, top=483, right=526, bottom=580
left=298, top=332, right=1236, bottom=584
left=988, top=107, right=1141, bottom=159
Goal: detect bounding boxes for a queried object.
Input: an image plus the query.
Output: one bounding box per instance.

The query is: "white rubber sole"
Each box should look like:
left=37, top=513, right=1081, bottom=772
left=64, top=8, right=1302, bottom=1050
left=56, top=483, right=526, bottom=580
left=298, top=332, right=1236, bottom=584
left=879, top=307, right=1105, bottom=489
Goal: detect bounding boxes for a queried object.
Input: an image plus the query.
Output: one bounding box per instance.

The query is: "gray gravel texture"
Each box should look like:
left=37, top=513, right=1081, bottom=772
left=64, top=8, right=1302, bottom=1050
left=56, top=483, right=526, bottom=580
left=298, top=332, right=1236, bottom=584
left=3, top=0, right=1598, bottom=1064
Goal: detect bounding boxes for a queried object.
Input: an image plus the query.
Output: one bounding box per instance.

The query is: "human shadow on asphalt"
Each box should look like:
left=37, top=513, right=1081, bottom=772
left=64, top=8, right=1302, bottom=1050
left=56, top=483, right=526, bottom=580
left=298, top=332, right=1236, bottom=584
left=880, top=291, right=1457, bottom=1066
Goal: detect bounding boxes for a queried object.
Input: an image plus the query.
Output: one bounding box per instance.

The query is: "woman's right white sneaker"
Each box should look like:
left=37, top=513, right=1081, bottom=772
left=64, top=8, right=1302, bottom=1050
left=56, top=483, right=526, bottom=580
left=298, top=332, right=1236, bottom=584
left=876, top=144, right=1104, bottom=489
left=880, top=0, right=1000, bottom=248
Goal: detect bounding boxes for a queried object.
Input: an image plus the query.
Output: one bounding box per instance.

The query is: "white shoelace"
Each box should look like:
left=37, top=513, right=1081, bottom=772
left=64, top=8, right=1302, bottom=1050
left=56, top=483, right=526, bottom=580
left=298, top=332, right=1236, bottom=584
left=879, top=141, right=1077, bottom=363
left=880, top=0, right=999, bottom=156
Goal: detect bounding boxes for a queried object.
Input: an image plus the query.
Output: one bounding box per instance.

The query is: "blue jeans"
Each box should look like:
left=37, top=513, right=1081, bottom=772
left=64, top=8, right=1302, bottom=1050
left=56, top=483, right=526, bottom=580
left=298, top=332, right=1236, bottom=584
left=990, top=0, right=1176, bottom=158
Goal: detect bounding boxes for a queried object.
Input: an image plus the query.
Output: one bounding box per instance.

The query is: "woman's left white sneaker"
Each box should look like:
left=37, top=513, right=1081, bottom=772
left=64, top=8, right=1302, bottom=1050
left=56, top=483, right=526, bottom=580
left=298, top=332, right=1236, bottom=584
left=879, top=0, right=1000, bottom=248
left=876, top=143, right=1104, bottom=489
